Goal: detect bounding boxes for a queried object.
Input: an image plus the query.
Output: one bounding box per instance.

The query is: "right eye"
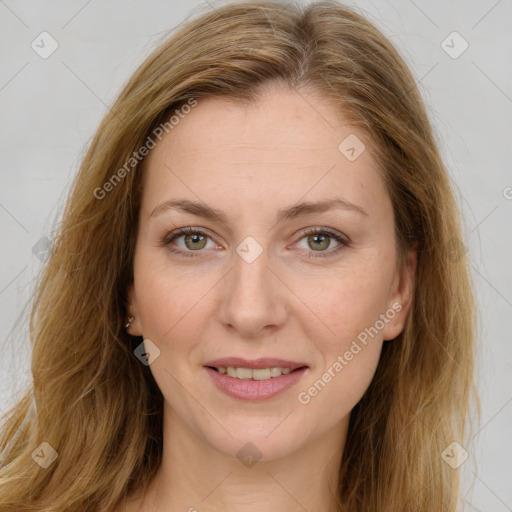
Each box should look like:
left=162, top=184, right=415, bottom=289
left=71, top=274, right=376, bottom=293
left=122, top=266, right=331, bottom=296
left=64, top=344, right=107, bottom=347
left=163, top=227, right=219, bottom=257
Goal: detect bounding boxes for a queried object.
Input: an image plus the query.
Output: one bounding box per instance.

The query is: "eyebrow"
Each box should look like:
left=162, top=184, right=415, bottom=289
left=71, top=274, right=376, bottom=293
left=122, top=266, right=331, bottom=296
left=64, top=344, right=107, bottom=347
left=150, top=197, right=368, bottom=224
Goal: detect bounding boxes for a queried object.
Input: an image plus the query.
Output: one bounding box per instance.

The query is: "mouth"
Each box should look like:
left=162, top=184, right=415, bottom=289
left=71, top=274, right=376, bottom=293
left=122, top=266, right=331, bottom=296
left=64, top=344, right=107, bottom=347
left=203, top=358, right=309, bottom=401
left=206, top=365, right=306, bottom=380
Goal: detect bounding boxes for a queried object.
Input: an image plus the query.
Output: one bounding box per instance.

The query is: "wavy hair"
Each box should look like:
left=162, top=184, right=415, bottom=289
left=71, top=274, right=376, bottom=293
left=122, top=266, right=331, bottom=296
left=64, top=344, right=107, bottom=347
left=0, top=1, right=478, bottom=510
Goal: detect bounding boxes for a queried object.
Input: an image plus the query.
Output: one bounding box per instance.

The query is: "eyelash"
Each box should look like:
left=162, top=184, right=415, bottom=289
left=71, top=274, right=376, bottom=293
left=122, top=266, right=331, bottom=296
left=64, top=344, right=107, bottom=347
left=162, top=226, right=349, bottom=259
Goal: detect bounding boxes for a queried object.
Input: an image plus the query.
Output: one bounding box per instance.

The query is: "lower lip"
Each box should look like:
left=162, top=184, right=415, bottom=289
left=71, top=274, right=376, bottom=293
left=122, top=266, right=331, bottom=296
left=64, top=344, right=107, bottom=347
left=205, top=367, right=308, bottom=401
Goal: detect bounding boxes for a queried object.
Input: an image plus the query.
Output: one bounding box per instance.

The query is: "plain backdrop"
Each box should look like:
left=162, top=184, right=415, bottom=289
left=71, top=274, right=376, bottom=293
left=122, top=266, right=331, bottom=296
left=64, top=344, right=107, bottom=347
left=0, top=1, right=511, bottom=510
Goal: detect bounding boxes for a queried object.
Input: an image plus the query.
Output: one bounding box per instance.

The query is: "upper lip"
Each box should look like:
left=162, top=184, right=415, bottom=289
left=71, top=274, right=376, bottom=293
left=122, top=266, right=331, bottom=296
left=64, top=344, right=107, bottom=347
left=204, top=357, right=308, bottom=370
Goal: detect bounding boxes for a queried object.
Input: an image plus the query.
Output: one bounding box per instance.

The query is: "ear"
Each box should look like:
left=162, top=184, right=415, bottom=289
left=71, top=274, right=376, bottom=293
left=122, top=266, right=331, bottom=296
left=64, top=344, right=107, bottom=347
left=382, top=246, right=417, bottom=341
left=125, top=283, right=143, bottom=336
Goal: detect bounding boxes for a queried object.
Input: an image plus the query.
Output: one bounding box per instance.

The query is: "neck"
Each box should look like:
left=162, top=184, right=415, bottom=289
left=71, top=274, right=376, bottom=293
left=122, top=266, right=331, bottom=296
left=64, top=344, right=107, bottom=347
left=135, top=404, right=347, bottom=512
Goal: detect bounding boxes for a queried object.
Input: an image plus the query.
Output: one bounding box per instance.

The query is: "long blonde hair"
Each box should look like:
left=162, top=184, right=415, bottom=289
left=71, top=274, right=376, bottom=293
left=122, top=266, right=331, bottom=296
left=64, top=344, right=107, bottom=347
left=0, top=1, right=478, bottom=510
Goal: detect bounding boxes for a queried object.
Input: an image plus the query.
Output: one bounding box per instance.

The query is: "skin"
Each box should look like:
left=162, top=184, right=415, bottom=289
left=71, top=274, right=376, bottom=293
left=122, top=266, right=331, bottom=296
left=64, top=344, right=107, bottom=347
left=122, top=83, right=417, bottom=512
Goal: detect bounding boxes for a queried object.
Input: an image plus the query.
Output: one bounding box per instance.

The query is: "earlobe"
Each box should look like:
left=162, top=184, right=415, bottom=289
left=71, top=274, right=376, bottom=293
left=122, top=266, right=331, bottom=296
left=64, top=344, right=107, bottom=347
left=383, top=247, right=417, bottom=340
left=125, top=284, right=143, bottom=336
left=399, top=248, right=417, bottom=311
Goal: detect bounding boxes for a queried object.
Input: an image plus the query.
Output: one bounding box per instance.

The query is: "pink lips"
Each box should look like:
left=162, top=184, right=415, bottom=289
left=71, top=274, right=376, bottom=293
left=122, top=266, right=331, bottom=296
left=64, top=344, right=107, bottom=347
left=204, top=357, right=308, bottom=401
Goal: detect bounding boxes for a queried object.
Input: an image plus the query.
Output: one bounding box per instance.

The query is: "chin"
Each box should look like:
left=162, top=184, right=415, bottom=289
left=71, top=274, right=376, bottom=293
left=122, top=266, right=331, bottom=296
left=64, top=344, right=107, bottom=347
left=199, top=415, right=311, bottom=463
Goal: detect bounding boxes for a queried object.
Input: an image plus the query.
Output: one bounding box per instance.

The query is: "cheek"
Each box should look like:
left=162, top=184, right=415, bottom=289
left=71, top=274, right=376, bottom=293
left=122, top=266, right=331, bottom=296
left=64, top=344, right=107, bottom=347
left=300, top=263, right=392, bottom=344
left=133, top=250, right=214, bottom=341
left=308, top=342, right=383, bottom=420
left=296, top=264, right=391, bottom=408
left=298, top=323, right=384, bottom=420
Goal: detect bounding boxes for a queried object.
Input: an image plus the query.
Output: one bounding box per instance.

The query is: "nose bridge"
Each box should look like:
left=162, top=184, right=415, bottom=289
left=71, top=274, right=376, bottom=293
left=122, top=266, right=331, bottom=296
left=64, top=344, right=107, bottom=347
left=218, top=235, right=287, bottom=335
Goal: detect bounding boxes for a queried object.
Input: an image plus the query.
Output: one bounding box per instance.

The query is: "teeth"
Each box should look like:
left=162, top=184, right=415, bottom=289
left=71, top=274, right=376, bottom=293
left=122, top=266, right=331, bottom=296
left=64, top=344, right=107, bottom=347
left=214, top=366, right=298, bottom=380
left=252, top=368, right=270, bottom=380
left=269, top=367, right=282, bottom=377
left=236, top=368, right=253, bottom=379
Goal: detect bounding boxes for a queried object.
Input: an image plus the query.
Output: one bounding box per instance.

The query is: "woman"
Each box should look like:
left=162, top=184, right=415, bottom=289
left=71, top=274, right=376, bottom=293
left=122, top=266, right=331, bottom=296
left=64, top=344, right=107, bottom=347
left=0, top=1, right=478, bottom=511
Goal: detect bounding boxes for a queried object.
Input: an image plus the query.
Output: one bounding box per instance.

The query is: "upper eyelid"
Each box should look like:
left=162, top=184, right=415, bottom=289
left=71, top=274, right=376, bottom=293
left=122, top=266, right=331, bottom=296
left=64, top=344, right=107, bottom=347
left=165, top=227, right=217, bottom=243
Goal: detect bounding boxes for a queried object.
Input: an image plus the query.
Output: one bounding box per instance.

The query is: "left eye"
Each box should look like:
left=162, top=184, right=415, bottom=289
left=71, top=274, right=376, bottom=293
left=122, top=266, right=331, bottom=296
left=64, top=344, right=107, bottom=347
left=163, top=227, right=348, bottom=258
left=294, top=228, right=346, bottom=256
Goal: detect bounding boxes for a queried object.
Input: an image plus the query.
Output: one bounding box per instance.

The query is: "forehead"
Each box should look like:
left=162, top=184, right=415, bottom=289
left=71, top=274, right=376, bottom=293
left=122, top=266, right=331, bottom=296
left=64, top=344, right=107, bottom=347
left=140, top=86, right=388, bottom=220
left=155, top=87, right=364, bottom=159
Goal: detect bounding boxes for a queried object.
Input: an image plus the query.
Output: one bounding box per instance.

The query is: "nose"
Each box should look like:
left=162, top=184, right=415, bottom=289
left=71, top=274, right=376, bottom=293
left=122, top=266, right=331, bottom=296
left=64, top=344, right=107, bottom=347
left=217, top=241, right=289, bottom=339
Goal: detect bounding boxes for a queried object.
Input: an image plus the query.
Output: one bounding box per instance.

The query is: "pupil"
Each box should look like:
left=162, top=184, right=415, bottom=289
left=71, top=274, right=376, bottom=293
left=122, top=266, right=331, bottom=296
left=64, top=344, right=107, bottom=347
left=310, top=234, right=328, bottom=250
left=186, top=233, right=205, bottom=250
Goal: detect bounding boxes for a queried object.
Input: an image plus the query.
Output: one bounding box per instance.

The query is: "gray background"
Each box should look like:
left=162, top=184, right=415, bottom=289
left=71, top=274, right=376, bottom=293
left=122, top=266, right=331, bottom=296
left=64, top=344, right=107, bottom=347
left=0, top=1, right=511, bottom=510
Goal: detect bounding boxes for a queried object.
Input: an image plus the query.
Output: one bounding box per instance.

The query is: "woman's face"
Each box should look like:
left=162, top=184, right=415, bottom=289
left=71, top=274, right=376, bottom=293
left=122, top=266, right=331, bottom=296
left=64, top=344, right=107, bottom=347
left=127, top=84, right=416, bottom=461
